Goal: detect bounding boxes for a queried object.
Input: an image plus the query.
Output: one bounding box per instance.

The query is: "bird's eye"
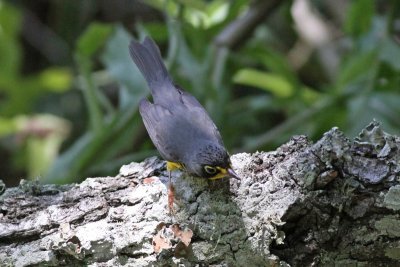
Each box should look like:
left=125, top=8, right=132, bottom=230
left=204, top=165, right=217, bottom=174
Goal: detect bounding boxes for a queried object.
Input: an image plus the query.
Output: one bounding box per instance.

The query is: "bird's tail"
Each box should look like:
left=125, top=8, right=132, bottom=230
left=129, top=37, right=171, bottom=87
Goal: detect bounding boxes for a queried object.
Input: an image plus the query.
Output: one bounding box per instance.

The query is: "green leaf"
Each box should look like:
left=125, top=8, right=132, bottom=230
left=204, top=0, right=229, bottom=27
left=144, top=22, right=169, bottom=42
left=0, top=2, right=22, bottom=79
left=258, top=50, right=297, bottom=85
left=0, top=117, right=17, bottom=136
left=101, top=25, right=149, bottom=109
left=379, top=39, right=400, bottom=70
left=45, top=133, right=92, bottom=183
left=76, top=22, right=113, bottom=57
left=337, top=50, right=377, bottom=88
left=1, top=78, right=44, bottom=116
left=75, top=53, right=104, bottom=132
left=301, top=86, right=321, bottom=103
left=39, top=68, right=72, bottom=92
left=233, top=69, right=294, bottom=98
left=344, top=0, right=374, bottom=37
left=0, top=2, right=21, bottom=37
left=183, top=0, right=229, bottom=28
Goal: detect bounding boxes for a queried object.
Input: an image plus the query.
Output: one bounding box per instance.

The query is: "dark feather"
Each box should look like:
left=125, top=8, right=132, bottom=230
left=139, top=99, right=174, bottom=160
left=129, top=37, right=170, bottom=86
left=176, top=87, right=224, bottom=147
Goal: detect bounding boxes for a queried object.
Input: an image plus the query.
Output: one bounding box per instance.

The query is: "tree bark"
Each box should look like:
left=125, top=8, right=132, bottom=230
left=1, top=121, right=400, bottom=266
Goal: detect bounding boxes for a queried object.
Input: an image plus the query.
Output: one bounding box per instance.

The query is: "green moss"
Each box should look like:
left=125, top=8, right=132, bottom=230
left=385, top=247, right=400, bottom=260
left=384, top=185, right=400, bottom=211
left=374, top=216, right=400, bottom=238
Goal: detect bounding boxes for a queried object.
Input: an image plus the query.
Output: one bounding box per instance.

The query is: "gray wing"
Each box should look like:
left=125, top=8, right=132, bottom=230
left=139, top=99, right=183, bottom=162
left=176, top=88, right=224, bottom=147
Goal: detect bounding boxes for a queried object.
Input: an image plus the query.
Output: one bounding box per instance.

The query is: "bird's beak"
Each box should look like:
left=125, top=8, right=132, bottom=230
left=227, top=168, right=240, bottom=180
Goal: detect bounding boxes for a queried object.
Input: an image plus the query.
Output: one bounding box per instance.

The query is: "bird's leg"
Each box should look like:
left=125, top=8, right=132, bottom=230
left=168, top=170, right=175, bottom=214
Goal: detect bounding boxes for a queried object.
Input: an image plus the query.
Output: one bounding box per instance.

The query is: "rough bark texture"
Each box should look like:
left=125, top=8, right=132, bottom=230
left=1, top=121, right=400, bottom=266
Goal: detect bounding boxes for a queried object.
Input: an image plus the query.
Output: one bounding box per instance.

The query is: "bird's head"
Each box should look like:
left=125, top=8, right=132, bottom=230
left=187, top=141, right=240, bottom=180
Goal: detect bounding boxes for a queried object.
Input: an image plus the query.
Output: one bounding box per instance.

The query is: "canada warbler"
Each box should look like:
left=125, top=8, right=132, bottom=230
left=129, top=37, right=239, bottom=180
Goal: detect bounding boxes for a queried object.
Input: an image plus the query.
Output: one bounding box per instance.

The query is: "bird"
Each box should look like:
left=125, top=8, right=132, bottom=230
left=128, top=36, right=239, bottom=183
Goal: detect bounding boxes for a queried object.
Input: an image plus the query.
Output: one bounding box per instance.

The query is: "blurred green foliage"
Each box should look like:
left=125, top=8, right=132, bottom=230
left=0, top=0, right=399, bottom=185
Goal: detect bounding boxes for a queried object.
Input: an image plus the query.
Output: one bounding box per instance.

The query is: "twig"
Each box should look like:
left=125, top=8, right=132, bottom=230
left=214, top=0, right=281, bottom=49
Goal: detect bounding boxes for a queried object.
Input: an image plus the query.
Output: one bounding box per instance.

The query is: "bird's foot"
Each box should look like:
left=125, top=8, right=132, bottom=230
left=168, top=181, right=176, bottom=215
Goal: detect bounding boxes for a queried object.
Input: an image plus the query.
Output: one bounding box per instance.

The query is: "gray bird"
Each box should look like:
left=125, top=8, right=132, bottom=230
left=129, top=37, right=239, bottom=180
